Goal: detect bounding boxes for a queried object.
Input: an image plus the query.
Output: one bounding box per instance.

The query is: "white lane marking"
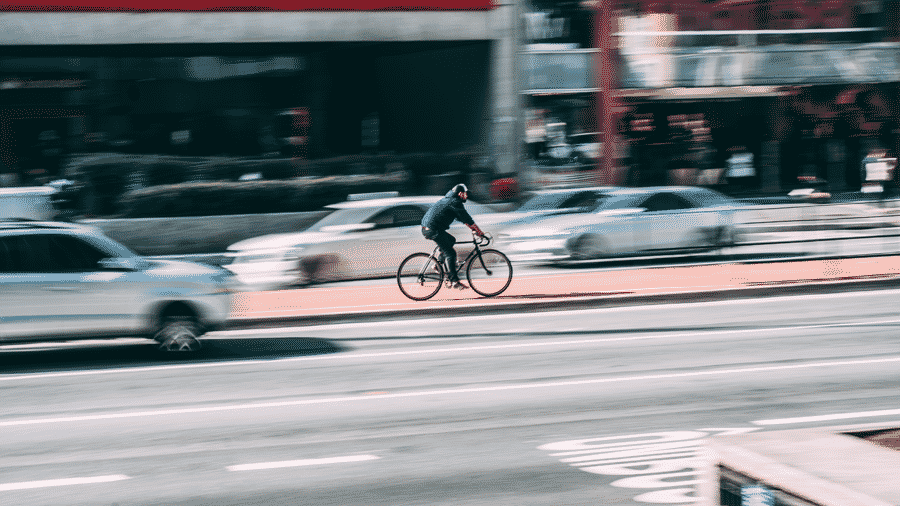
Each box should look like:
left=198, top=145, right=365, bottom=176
left=753, top=408, right=900, bottom=426
left=227, top=454, right=379, bottom=471
left=2, top=356, right=899, bottom=428
left=4, top=317, right=900, bottom=384
left=0, top=475, right=129, bottom=492
left=221, top=287, right=900, bottom=335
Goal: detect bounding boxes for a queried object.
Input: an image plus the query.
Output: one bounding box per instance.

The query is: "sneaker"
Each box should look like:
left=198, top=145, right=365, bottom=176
left=450, top=281, right=469, bottom=290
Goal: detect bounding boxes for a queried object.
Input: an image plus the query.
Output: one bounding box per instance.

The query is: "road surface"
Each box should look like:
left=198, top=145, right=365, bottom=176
left=1, top=288, right=898, bottom=505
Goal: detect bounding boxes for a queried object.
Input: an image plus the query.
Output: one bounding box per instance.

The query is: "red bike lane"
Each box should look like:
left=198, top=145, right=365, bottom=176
left=231, top=256, right=900, bottom=323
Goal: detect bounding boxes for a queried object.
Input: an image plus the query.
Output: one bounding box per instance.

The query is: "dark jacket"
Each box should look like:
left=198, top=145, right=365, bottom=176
left=421, top=189, right=475, bottom=231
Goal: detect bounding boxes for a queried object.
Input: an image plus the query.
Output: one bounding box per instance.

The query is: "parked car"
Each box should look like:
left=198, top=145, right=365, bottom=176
left=225, top=196, right=499, bottom=290
left=497, top=186, right=742, bottom=262
left=0, top=220, right=234, bottom=351
left=0, top=186, right=58, bottom=221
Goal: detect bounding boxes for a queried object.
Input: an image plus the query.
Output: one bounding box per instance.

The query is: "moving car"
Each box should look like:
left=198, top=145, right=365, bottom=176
left=0, top=220, right=234, bottom=351
left=504, top=187, right=619, bottom=225
left=498, top=186, right=741, bottom=262
left=226, top=195, right=499, bottom=290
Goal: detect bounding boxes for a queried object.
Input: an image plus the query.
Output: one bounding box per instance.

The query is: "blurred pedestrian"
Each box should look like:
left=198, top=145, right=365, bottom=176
left=861, top=147, right=896, bottom=198
left=726, top=145, right=756, bottom=196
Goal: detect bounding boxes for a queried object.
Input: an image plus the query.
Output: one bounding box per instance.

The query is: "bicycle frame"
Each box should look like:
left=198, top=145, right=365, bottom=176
left=422, top=234, right=493, bottom=281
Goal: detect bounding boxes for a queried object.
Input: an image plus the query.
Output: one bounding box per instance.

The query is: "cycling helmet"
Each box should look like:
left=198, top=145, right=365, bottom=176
left=452, top=183, right=468, bottom=194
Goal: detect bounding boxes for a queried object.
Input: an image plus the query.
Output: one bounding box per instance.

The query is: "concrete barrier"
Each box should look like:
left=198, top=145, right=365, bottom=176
left=76, top=200, right=899, bottom=257
left=701, top=424, right=900, bottom=506
left=79, top=211, right=329, bottom=256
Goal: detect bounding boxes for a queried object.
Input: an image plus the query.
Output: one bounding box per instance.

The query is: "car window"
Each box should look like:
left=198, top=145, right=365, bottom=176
left=393, top=206, right=426, bottom=227
left=517, top=193, right=572, bottom=212
left=640, top=193, right=694, bottom=212
left=559, top=192, right=603, bottom=210
left=9, top=234, right=109, bottom=273
left=0, top=236, right=37, bottom=273
left=47, top=235, right=109, bottom=272
left=367, top=205, right=425, bottom=228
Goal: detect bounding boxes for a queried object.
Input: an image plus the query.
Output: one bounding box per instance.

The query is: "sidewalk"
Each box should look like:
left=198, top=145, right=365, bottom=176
left=230, top=255, right=900, bottom=326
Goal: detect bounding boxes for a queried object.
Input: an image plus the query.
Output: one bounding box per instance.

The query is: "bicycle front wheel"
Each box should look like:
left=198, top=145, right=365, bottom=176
left=466, top=249, right=512, bottom=297
left=397, top=252, right=444, bottom=301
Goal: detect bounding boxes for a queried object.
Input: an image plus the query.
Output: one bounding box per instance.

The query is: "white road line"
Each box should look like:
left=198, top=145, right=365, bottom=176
left=4, top=317, right=900, bottom=384
left=2, top=356, right=899, bottom=428
left=3, top=318, right=900, bottom=383
left=0, top=475, right=129, bottom=492
left=753, top=408, right=900, bottom=426
left=227, top=454, right=379, bottom=471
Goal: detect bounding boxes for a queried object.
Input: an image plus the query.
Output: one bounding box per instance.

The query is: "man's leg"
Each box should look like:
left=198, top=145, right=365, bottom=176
left=433, top=231, right=459, bottom=282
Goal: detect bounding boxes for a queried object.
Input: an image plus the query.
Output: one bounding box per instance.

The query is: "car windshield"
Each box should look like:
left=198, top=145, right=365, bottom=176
left=462, top=201, right=497, bottom=215
left=517, top=193, right=579, bottom=212
left=306, top=208, right=376, bottom=232
left=517, top=191, right=608, bottom=212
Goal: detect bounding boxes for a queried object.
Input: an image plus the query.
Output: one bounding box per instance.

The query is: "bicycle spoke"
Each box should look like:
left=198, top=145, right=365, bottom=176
left=466, top=249, right=512, bottom=297
left=397, top=253, right=443, bottom=301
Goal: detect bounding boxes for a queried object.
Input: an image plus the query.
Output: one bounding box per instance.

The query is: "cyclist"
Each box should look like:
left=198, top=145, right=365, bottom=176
left=421, top=183, right=485, bottom=290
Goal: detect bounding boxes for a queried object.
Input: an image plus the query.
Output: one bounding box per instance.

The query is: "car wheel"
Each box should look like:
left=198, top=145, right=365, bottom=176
left=299, top=254, right=341, bottom=284
left=569, top=234, right=604, bottom=260
left=155, top=315, right=203, bottom=352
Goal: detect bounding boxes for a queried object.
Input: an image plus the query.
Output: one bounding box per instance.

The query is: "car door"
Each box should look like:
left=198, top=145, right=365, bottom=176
left=343, top=205, right=428, bottom=277
left=40, top=233, right=144, bottom=336
left=0, top=233, right=98, bottom=340
left=632, top=192, right=698, bottom=252
left=0, top=233, right=142, bottom=340
left=0, top=235, right=59, bottom=340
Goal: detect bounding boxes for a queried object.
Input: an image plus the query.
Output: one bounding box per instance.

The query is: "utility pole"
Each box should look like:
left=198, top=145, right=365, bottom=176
left=591, top=0, right=619, bottom=185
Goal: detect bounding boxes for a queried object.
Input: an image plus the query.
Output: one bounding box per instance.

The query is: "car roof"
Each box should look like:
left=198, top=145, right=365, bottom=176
left=326, top=196, right=443, bottom=210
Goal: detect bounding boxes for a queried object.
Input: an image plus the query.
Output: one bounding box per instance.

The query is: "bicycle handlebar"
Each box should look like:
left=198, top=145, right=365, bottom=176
left=472, top=231, right=492, bottom=246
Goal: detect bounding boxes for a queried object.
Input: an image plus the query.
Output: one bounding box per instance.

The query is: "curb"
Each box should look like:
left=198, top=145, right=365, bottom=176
left=226, top=274, right=900, bottom=330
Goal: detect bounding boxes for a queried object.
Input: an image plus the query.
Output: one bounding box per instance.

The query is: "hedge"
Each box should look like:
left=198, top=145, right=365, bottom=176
left=64, top=150, right=479, bottom=217
left=116, top=173, right=412, bottom=218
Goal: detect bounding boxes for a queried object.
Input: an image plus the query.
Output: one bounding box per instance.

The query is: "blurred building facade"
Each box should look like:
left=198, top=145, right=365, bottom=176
left=2, top=0, right=899, bottom=197
left=0, top=0, right=520, bottom=186
left=522, top=0, right=900, bottom=195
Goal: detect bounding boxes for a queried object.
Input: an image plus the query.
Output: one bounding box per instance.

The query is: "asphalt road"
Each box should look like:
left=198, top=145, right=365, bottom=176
left=1, top=288, right=899, bottom=505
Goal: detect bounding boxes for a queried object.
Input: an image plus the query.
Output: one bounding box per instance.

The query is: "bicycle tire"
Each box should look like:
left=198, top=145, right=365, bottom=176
left=466, top=249, right=512, bottom=297
left=397, top=252, right=444, bottom=301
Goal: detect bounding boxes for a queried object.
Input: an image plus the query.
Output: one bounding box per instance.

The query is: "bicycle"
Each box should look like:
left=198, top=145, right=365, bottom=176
left=397, top=232, right=513, bottom=301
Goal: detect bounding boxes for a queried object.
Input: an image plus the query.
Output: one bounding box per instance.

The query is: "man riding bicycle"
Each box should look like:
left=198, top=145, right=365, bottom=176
left=421, top=183, right=485, bottom=290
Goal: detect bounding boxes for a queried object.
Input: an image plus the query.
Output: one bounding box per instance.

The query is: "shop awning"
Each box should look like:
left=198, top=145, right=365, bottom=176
left=619, top=43, right=900, bottom=92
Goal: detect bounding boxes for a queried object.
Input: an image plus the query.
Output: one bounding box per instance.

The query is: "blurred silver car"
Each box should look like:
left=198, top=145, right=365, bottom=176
left=0, top=220, right=234, bottom=351
left=498, top=186, right=741, bottom=262
left=226, top=196, right=499, bottom=290
left=502, top=187, right=620, bottom=225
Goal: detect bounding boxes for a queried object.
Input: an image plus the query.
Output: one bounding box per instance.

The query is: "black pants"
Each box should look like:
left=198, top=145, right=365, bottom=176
left=422, top=227, right=458, bottom=282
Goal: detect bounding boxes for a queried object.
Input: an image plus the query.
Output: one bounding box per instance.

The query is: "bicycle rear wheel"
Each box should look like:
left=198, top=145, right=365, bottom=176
left=466, top=249, right=512, bottom=297
left=397, top=252, right=444, bottom=301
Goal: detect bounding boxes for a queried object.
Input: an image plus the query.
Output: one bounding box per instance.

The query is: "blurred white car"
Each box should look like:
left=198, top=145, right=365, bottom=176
left=0, top=186, right=58, bottom=220
left=0, top=220, right=234, bottom=351
left=225, top=196, right=500, bottom=290
left=498, top=186, right=742, bottom=262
